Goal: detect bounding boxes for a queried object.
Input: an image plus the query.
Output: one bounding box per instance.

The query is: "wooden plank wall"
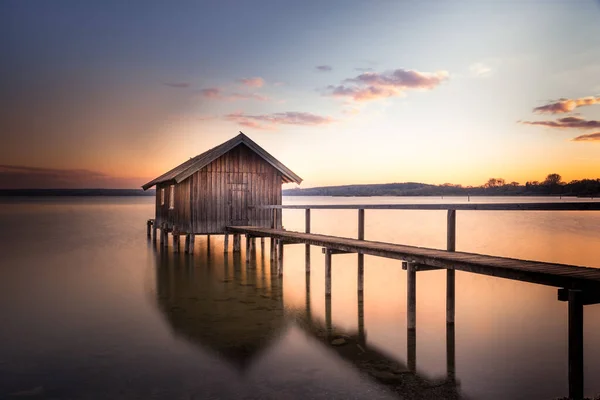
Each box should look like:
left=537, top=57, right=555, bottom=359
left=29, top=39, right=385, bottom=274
left=156, top=144, right=284, bottom=234
left=187, top=144, right=282, bottom=234
left=155, top=181, right=192, bottom=232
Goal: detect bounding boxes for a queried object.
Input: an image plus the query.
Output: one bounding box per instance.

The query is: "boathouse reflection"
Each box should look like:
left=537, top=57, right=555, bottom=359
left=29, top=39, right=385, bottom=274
left=150, top=241, right=465, bottom=399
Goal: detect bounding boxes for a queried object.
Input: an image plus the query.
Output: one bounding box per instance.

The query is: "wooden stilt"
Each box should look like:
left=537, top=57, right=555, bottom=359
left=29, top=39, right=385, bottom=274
left=305, top=272, right=311, bottom=319
left=224, top=234, right=229, bottom=253
left=184, top=234, right=190, bottom=253
left=173, top=233, right=180, bottom=253
left=246, top=235, right=251, bottom=264
left=447, top=209, right=456, bottom=324
left=358, top=254, right=364, bottom=292
left=152, top=221, right=157, bottom=241
left=325, top=249, right=332, bottom=297
left=446, top=321, right=456, bottom=382
left=160, top=225, right=166, bottom=247
left=305, top=209, right=311, bottom=273
left=260, top=237, right=265, bottom=254
left=569, top=289, right=584, bottom=400
left=358, top=290, right=365, bottom=346
left=407, top=262, right=416, bottom=330
left=189, top=234, right=195, bottom=254
left=233, top=234, right=241, bottom=252
left=146, top=220, right=152, bottom=238
left=325, top=293, right=332, bottom=340
left=407, top=327, right=416, bottom=372
left=277, top=239, right=284, bottom=275
left=270, top=238, right=276, bottom=262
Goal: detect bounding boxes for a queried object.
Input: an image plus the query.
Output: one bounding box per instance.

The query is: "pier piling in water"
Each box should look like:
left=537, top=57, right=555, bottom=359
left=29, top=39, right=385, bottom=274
left=224, top=234, right=229, bottom=253
left=447, top=209, right=456, bottom=324
left=407, top=262, right=416, bottom=330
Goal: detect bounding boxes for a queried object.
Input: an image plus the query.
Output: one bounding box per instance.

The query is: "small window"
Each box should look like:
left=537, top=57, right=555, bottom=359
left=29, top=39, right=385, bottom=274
left=160, top=188, right=165, bottom=205
left=169, top=185, right=175, bottom=210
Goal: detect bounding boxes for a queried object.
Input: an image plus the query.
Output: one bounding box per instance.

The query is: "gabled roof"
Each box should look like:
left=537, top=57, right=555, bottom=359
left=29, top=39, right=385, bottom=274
left=142, top=132, right=302, bottom=190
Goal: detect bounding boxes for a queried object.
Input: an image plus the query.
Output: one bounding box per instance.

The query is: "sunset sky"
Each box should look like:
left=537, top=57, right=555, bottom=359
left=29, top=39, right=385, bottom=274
left=1, top=0, right=600, bottom=189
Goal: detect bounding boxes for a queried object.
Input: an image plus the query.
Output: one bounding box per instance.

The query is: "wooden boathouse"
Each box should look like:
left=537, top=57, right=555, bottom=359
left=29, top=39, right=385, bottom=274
left=142, top=132, right=302, bottom=250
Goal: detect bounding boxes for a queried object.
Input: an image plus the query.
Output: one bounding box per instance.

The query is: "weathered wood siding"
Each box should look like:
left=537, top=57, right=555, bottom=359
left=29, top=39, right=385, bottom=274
left=155, top=181, right=192, bottom=232
left=157, top=144, right=283, bottom=234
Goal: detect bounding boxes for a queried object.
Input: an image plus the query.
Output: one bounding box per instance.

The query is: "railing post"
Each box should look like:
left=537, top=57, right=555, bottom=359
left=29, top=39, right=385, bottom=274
left=447, top=209, right=456, bottom=324
left=325, top=249, right=332, bottom=297
left=305, top=209, right=311, bottom=273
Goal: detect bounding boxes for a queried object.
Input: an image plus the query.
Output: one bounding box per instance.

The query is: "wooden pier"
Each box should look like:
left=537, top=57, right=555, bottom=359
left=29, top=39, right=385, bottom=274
left=148, top=201, right=600, bottom=400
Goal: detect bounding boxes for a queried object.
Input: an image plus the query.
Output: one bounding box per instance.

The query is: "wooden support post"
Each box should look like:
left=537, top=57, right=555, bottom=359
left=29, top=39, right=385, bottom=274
left=246, top=235, right=251, bottom=264
left=407, top=262, right=416, bottom=330
left=146, top=220, right=152, bottom=238
left=277, top=239, right=284, bottom=276
left=207, top=234, right=211, bottom=248
left=325, top=292, right=332, bottom=340
left=358, top=208, right=365, bottom=292
left=358, top=290, right=365, bottom=346
left=224, top=234, right=229, bottom=253
left=446, top=321, right=456, bottom=382
left=184, top=234, right=190, bottom=253
left=407, top=327, right=416, bottom=373
left=325, top=249, right=332, bottom=297
left=260, top=237, right=265, bottom=254
left=270, top=238, right=276, bottom=262
left=250, top=237, right=256, bottom=252
left=188, top=234, right=195, bottom=254
left=233, top=234, right=241, bottom=252
left=358, top=256, right=364, bottom=292
left=447, top=209, right=456, bottom=325
left=160, top=225, right=166, bottom=247
left=305, top=209, right=311, bottom=273
left=305, top=272, right=311, bottom=319
left=152, top=221, right=157, bottom=241
left=569, top=289, right=584, bottom=400
left=173, top=232, right=180, bottom=253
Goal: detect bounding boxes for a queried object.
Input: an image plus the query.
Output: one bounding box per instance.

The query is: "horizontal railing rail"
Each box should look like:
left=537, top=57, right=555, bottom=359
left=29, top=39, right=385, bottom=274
left=252, top=202, right=600, bottom=211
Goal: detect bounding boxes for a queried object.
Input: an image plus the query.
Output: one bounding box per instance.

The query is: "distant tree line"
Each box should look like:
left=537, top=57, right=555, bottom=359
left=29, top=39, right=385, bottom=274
left=283, top=174, right=600, bottom=197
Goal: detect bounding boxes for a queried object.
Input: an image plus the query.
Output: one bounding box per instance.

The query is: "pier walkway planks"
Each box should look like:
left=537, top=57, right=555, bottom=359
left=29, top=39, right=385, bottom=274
left=227, top=226, right=600, bottom=291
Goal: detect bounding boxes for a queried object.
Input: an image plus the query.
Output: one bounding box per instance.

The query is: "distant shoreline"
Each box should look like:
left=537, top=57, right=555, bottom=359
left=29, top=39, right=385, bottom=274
left=0, top=189, right=155, bottom=197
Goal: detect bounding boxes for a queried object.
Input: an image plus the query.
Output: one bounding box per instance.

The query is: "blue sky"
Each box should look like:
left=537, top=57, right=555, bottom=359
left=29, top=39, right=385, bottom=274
left=1, top=0, right=599, bottom=188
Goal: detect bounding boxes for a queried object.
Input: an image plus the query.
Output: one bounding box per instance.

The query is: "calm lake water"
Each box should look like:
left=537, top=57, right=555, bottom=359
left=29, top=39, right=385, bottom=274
left=1, top=196, right=599, bottom=399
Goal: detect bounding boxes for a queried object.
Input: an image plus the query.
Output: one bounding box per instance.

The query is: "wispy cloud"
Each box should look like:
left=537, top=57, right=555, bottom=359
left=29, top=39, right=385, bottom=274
left=326, top=68, right=449, bottom=101
left=533, top=96, right=600, bottom=114
left=355, top=67, right=374, bottom=72
left=520, top=116, right=600, bottom=129
left=225, top=111, right=335, bottom=130
left=199, top=87, right=269, bottom=101
left=164, top=82, right=192, bottom=88
left=0, top=165, right=148, bottom=189
left=237, top=77, right=265, bottom=88
left=469, top=62, right=493, bottom=77
left=316, top=65, right=333, bottom=72
left=572, top=132, right=600, bottom=142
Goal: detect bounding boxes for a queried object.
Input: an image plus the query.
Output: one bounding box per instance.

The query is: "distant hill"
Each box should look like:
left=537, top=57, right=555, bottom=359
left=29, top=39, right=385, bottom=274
left=283, top=183, right=438, bottom=197
left=284, top=179, right=600, bottom=197
left=0, top=189, right=155, bottom=197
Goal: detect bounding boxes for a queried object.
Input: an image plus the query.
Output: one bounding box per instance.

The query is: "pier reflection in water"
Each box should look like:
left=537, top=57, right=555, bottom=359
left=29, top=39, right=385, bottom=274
left=151, top=238, right=465, bottom=400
